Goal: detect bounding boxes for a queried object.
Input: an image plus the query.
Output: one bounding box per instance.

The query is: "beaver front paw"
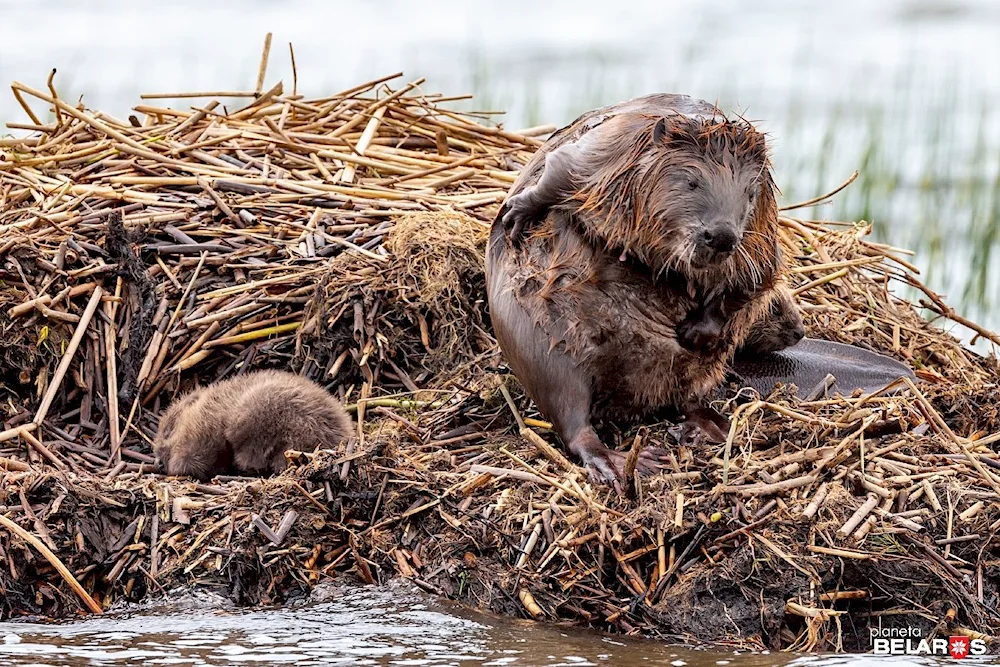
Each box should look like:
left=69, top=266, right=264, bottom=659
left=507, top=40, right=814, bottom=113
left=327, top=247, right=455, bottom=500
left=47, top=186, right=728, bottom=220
left=500, top=191, right=542, bottom=244
left=569, top=430, right=671, bottom=493
left=676, top=314, right=726, bottom=354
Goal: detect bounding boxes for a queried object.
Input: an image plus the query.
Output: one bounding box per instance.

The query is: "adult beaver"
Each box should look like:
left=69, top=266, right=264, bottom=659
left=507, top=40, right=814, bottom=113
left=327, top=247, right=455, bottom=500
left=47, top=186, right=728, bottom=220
left=487, top=93, right=788, bottom=487
left=154, top=370, right=353, bottom=481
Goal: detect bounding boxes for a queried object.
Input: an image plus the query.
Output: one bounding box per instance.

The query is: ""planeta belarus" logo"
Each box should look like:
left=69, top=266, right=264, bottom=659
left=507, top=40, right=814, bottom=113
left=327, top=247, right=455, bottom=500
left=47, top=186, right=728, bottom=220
left=870, top=626, right=988, bottom=658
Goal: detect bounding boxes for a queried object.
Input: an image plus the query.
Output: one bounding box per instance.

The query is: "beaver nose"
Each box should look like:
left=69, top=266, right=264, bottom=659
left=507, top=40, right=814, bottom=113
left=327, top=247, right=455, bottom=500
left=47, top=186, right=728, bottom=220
left=700, top=226, right=739, bottom=253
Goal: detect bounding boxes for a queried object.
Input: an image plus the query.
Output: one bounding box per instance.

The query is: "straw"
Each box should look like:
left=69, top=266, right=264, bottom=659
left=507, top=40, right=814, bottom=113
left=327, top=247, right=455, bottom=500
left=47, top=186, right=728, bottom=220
left=1, top=48, right=998, bottom=651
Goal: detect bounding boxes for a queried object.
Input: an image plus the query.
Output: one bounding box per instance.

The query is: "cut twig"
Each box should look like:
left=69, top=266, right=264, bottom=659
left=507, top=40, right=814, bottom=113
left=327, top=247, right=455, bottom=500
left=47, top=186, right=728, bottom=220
left=33, top=286, right=104, bottom=426
left=0, top=515, right=103, bottom=614
left=838, top=495, right=879, bottom=537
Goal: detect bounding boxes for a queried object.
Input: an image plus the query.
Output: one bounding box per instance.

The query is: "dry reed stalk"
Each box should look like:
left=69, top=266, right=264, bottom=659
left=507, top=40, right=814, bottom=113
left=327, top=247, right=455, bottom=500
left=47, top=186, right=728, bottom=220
left=0, top=515, right=103, bottom=614
left=2, top=52, right=999, bottom=649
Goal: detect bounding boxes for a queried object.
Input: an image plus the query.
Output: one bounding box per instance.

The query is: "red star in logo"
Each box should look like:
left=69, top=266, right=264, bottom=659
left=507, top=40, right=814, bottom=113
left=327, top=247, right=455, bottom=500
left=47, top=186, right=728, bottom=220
left=949, top=636, right=969, bottom=659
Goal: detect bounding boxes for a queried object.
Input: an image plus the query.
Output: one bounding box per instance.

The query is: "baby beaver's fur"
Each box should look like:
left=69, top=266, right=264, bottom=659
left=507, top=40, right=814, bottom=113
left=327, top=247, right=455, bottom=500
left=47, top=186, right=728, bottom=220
left=154, top=370, right=353, bottom=481
left=736, top=285, right=805, bottom=357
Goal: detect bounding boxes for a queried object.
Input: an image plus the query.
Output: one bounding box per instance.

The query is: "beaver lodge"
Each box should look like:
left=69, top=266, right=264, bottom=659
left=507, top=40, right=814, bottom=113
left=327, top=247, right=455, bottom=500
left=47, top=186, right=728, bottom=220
left=1, top=41, right=998, bottom=655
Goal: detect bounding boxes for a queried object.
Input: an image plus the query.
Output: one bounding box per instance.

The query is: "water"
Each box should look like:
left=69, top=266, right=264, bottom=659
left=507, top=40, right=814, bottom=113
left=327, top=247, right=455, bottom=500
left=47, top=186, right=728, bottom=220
left=0, top=583, right=968, bottom=666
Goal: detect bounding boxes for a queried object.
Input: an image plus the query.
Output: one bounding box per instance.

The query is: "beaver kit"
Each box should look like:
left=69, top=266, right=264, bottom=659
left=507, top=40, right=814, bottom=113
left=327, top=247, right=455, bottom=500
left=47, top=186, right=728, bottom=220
left=1, top=57, right=999, bottom=655
left=155, top=370, right=353, bottom=480
left=735, top=285, right=805, bottom=356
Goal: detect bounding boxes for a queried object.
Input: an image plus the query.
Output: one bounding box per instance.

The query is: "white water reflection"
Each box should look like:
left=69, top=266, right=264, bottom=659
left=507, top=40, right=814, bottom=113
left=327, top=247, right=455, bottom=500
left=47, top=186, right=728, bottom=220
left=0, top=582, right=989, bottom=666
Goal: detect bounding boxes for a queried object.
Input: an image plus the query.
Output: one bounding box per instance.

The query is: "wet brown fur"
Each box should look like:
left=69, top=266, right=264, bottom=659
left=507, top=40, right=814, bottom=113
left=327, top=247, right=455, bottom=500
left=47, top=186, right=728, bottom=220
left=571, top=113, right=779, bottom=292
left=154, top=370, right=353, bottom=481
left=503, top=94, right=781, bottom=296
left=736, top=285, right=805, bottom=357
left=487, top=94, right=785, bottom=484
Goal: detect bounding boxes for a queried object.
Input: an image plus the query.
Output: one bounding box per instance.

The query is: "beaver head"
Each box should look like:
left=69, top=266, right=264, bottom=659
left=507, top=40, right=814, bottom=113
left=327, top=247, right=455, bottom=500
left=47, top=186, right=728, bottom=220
left=153, top=388, right=203, bottom=467
left=574, top=111, right=779, bottom=287
left=736, top=286, right=805, bottom=356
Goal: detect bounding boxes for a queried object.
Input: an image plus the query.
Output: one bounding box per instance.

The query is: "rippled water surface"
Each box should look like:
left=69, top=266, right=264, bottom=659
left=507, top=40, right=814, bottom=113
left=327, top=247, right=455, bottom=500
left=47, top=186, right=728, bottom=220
left=0, top=584, right=978, bottom=667
left=0, top=585, right=770, bottom=667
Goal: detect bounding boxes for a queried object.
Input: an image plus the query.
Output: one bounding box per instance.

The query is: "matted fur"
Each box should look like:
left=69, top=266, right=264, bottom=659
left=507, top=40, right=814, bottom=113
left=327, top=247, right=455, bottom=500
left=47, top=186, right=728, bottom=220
left=154, top=370, right=353, bottom=481
left=571, top=112, right=781, bottom=294
left=486, top=93, right=789, bottom=484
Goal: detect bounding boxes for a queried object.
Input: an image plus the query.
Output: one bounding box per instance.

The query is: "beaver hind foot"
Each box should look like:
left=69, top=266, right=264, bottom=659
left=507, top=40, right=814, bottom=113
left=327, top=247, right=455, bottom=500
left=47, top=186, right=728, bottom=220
left=668, top=405, right=731, bottom=446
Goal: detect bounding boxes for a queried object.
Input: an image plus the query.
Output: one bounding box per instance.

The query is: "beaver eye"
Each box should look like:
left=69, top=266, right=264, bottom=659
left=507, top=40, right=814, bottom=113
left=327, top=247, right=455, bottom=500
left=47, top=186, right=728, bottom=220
left=687, top=180, right=699, bottom=190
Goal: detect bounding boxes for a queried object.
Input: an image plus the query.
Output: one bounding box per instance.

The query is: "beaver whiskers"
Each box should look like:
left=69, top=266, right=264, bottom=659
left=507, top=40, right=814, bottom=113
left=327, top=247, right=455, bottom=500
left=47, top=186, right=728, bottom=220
left=488, top=93, right=789, bottom=488
left=655, top=235, right=696, bottom=281
left=738, top=246, right=763, bottom=285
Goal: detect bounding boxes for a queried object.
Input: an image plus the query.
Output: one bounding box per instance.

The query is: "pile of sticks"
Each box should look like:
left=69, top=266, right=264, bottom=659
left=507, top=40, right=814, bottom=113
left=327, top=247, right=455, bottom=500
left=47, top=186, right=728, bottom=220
left=1, top=39, right=997, bottom=653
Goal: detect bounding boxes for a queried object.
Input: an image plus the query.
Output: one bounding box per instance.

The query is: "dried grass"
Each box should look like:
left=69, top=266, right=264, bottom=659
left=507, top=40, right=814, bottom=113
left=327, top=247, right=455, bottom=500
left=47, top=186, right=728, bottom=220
left=0, top=41, right=997, bottom=653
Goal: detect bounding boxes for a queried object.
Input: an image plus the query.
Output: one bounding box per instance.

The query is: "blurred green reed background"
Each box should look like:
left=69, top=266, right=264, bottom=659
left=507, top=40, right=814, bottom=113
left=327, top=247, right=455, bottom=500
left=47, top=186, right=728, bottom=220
left=1, top=0, right=997, bottom=348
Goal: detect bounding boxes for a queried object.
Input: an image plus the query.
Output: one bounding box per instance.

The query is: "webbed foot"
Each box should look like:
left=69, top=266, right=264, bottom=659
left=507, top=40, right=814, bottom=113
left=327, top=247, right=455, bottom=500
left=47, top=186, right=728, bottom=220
left=669, top=406, right=730, bottom=446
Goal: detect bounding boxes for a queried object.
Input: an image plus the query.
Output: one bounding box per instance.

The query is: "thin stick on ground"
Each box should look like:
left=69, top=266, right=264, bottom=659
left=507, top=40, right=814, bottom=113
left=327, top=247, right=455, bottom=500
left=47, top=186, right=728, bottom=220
left=0, top=515, right=103, bottom=614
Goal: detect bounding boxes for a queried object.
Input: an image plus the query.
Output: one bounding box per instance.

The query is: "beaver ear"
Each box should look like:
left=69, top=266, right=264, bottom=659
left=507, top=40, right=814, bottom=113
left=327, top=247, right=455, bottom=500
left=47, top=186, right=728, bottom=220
left=652, top=117, right=668, bottom=145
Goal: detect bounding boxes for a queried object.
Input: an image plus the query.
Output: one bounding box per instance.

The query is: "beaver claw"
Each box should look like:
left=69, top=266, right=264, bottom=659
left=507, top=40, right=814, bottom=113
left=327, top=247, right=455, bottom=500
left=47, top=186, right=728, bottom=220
left=501, top=192, right=541, bottom=244
left=571, top=434, right=673, bottom=493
